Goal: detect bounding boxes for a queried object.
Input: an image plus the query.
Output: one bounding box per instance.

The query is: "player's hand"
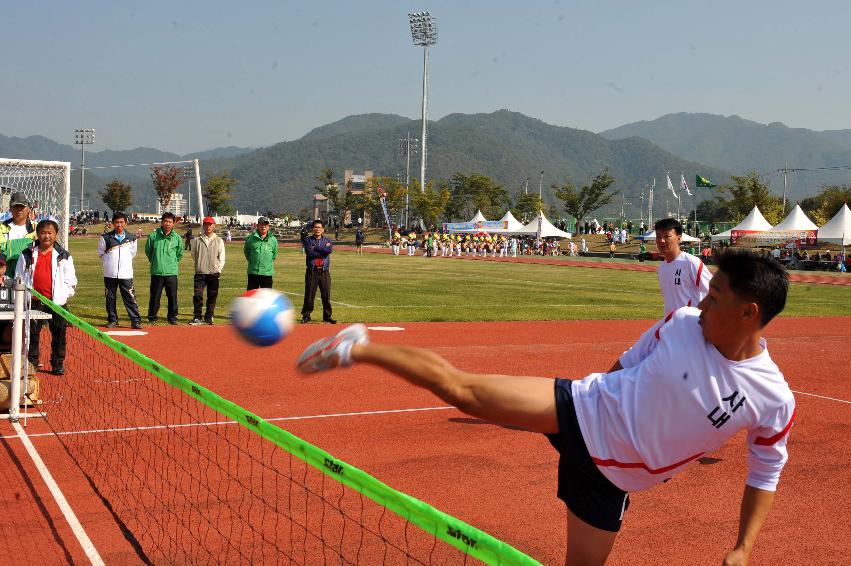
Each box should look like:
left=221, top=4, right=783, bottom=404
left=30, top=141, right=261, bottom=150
left=722, top=547, right=750, bottom=566
left=297, top=324, right=369, bottom=374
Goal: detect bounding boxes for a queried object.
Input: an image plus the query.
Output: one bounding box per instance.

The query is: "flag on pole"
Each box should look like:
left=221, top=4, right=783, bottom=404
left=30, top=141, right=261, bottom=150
left=666, top=173, right=678, bottom=199
left=696, top=174, right=716, bottom=188
left=680, top=174, right=692, bottom=196
left=535, top=209, right=543, bottom=242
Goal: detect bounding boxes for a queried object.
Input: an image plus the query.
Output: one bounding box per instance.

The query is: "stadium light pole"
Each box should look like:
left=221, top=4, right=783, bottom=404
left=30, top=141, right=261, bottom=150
left=74, top=128, right=95, bottom=213
left=409, top=12, right=437, bottom=194
left=399, top=133, right=419, bottom=229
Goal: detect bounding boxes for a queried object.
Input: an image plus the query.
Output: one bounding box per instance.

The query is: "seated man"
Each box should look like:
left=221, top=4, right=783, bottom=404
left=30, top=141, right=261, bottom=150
left=298, top=249, right=794, bottom=566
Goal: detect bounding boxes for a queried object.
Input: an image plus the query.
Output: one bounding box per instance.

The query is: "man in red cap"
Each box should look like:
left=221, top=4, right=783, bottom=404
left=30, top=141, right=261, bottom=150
left=189, top=216, right=225, bottom=325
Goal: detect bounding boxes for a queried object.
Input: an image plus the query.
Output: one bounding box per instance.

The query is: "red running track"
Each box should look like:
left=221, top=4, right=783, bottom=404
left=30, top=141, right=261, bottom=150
left=2, top=317, right=850, bottom=565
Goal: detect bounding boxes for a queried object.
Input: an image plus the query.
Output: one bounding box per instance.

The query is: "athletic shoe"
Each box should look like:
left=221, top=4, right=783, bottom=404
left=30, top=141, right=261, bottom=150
left=168, top=319, right=179, bottom=325
left=323, top=318, right=337, bottom=324
left=52, top=363, right=65, bottom=376
left=106, top=321, right=118, bottom=329
left=205, top=318, right=214, bottom=325
left=189, top=318, right=204, bottom=326
left=131, top=321, right=143, bottom=329
left=300, top=316, right=311, bottom=324
left=297, top=324, right=369, bottom=374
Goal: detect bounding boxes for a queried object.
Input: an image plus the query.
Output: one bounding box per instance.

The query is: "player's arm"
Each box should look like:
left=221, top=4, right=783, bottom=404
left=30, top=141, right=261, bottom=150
left=353, top=343, right=558, bottom=434
left=614, top=312, right=673, bottom=371
left=723, top=485, right=775, bottom=566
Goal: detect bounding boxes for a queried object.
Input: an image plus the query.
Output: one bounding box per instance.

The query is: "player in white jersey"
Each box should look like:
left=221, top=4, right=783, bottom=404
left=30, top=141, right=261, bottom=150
left=655, top=217, right=712, bottom=315
left=297, top=250, right=793, bottom=566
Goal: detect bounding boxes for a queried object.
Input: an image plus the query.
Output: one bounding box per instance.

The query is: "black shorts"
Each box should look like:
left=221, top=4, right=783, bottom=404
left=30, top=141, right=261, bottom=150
left=546, top=378, right=630, bottom=532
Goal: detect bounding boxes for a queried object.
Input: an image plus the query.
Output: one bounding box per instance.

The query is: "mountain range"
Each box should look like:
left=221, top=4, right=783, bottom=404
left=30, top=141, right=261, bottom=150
left=600, top=113, right=851, bottom=194
left=2, top=110, right=849, bottom=218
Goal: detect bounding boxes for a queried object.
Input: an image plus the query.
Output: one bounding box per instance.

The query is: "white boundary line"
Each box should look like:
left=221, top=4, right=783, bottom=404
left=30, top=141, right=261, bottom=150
left=791, top=390, right=851, bottom=405
left=11, top=421, right=105, bottom=566
left=2, top=406, right=456, bottom=440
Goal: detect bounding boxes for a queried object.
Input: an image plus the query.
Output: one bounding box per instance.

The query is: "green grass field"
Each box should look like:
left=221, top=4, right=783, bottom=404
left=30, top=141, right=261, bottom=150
left=62, top=236, right=851, bottom=326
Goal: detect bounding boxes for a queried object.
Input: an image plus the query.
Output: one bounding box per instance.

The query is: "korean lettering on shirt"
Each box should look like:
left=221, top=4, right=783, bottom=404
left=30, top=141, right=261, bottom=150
left=674, top=268, right=682, bottom=286
left=707, top=390, right=747, bottom=429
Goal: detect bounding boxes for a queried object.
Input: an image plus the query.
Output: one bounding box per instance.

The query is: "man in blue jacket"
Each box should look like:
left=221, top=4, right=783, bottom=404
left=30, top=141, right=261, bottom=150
left=301, top=219, right=335, bottom=324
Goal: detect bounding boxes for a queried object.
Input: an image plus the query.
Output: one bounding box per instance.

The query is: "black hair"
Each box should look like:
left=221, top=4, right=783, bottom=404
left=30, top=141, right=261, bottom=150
left=36, top=219, right=59, bottom=234
left=654, top=217, right=683, bottom=235
left=161, top=212, right=176, bottom=221
left=112, top=211, right=127, bottom=222
left=312, top=219, right=325, bottom=228
left=716, top=249, right=788, bottom=326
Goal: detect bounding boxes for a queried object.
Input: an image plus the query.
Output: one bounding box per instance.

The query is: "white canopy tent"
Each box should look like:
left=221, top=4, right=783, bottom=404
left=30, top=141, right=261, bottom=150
left=817, top=203, right=851, bottom=245
left=515, top=212, right=571, bottom=238
left=637, top=230, right=700, bottom=243
left=710, top=206, right=774, bottom=242
left=469, top=210, right=487, bottom=223
left=493, top=210, right=525, bottom=233
left=769, top=204, right=818, bottom=232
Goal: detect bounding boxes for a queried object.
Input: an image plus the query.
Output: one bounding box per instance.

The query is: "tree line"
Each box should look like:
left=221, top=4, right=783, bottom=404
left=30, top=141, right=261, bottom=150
left=98, top=164, right=238, bottom=217
left=97, top=164, right=849, bottom=229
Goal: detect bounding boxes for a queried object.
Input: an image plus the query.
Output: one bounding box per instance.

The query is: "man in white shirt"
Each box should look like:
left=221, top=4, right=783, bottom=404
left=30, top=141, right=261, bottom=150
left=655, top=217, right=712, bottom=315
left=98, top=212, right=142, bottom=329
left=297, top=250, right=794, bottom=566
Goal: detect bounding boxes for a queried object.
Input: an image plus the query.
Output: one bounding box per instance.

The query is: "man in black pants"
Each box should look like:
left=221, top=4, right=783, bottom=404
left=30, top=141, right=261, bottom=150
left=301, top=219, right=335, bottom=324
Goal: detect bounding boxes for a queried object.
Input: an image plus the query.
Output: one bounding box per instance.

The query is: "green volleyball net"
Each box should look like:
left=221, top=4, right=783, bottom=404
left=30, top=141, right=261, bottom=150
left=22, top=290, right=539, bottom=565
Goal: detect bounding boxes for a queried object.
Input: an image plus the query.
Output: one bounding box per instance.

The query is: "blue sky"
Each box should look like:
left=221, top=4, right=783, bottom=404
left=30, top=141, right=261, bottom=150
left=5, top=1, right=850, bottom=153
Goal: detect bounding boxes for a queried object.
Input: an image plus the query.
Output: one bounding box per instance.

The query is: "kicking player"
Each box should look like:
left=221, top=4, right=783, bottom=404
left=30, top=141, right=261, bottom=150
left=297, top=249, right=794, bottom=566
left=655, top=217, right=713, bottom=315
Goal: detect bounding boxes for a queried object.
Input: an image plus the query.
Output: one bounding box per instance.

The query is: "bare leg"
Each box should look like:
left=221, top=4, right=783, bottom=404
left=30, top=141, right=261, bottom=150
left=565, top=509, right=618, bottom=566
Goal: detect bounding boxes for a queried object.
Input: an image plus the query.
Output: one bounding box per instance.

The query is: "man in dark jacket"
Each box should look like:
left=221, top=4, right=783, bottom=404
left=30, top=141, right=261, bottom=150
left=301, top=219, right=335, bottom=324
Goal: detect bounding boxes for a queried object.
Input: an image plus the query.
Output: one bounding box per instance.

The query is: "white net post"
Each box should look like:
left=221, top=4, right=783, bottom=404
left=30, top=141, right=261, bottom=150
left=0, top=158, right=72, bottom=248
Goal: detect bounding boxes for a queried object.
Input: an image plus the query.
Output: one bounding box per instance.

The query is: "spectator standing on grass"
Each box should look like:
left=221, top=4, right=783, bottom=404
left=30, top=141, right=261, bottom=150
left=145, top=212, right=184, bottom=325
left=189, top=217, right=225, bottom=325
left=18, top=220, right=77, bottom=375
left=0, top=191, right=37, bottom=276
left=299, top=250, right=795, bottom=566
left=244, top=217, right=277, bottom=290
left=355, top=227, right=364, bottom=255
left=184, top=225, right=193, bottom=250
left=300, top=219, right=335, bottom=324
left=98, top=212, right=142, bottom=329
left=655, top=217, right=712, bottom=316
left=609, top=241, right=616, bottom=259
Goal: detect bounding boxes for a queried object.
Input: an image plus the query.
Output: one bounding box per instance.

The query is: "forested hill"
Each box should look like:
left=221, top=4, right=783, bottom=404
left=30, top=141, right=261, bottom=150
left=203, top=110, right=730, bottom=216
left=600, top=113, right=851, bottom=194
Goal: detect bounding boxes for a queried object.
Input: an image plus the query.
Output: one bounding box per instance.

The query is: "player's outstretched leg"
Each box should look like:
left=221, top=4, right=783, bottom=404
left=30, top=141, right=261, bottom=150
left=297, top=324, right=370, bottom=373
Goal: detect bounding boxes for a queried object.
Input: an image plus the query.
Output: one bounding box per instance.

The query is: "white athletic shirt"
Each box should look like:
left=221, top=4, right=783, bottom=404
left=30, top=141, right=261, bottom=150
left=571, top=308, right=795, bottom=493
left=657, top=252, right=712, bottom=315
left=8, top=223, right=29, bottom=239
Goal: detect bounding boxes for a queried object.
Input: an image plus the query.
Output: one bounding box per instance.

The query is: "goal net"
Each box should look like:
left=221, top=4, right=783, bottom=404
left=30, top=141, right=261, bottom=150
left=0, top=158, right=71, bottom=247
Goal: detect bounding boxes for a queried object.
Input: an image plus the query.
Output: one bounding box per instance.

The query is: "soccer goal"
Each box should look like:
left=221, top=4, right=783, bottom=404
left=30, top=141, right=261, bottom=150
left=0, top=158, right=71, bottom=247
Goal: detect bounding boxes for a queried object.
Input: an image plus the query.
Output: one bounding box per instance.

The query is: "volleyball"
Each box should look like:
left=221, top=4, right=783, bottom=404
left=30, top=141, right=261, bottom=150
left=229, top=289, right=295, bottom=346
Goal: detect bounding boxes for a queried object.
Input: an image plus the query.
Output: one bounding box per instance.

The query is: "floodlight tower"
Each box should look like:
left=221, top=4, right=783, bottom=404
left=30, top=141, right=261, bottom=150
left=74, top=128, right=95, bottom=212
left=408, top=12, right=437, bottom=193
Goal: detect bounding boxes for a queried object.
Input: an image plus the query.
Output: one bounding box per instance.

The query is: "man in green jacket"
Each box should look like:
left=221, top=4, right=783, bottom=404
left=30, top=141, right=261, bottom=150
left=145, top=212, right=184, bottom=324
left=0, top=191, right=38, bottom=275
left=244, top=217, right=278, bottom=290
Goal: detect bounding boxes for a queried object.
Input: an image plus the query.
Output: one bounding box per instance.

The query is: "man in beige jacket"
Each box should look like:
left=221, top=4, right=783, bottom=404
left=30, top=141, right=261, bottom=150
left=189, top=217, right=226, bottom=325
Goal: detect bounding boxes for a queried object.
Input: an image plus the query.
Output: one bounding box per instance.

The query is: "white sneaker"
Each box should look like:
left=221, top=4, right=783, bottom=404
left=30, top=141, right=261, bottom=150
left=297, top=324, right=369, bottom=374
